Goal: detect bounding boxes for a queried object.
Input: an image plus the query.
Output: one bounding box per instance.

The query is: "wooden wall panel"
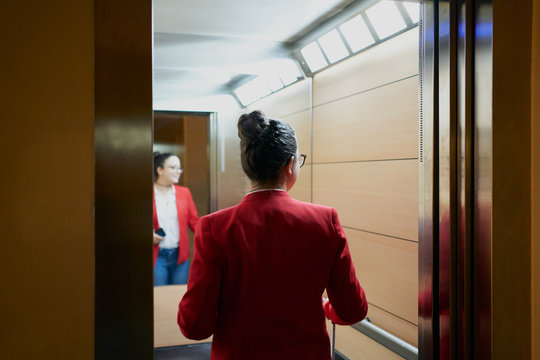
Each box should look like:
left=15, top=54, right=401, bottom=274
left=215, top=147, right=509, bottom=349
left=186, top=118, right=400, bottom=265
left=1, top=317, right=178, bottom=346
left=217, top=108, right=249, bottom=210
left=313, top=28, right=419, bottom=106
left=346, top=228, right=418, bottom=327
left=533, top=0, right=540, bottom=357
left=366, top=305, right=418, bottom=347
left=154, top=285, right=212, bottom=347
left=1, top=1, right=96, bottom=358
left=313, top=77, right=418, bottom=163
left=313, top=160, right=418, bottom=241
left=184, top=115, right=210, bottom=216
left=284, top=109, right=312, bottom=164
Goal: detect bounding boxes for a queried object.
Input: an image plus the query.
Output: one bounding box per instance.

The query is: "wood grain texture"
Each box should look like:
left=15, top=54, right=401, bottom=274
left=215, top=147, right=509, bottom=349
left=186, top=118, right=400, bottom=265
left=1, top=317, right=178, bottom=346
left=184, top=114, right=210, bottom=216
left=345, top=227, right=418, bottom=331
left=154, top=285, right=212, bottom=347
left=533, top=0, right=540, bottom=357
left=313, top=160, right=418, bottom=240
left=313, top=77, right=418, bottom=163
left=1, top=2, right=97, bottom=358
left=313, top=28, right=419, bottom=106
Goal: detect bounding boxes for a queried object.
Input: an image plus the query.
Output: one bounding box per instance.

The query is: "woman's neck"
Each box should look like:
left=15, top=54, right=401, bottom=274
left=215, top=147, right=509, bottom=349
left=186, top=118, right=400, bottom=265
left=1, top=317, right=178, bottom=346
left=250, top=182, right=286, bottom=192
left=155, top=182, right=172, bottom=191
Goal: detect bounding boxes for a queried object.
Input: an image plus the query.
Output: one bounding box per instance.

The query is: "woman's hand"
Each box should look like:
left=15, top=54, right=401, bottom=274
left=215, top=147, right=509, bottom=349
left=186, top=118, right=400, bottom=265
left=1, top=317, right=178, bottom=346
left=153, top=232, right=164, bottom=245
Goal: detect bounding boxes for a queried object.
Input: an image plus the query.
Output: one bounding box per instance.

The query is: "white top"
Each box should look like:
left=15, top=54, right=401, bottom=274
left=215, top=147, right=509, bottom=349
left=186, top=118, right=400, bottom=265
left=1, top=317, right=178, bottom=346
left=154, top=185, right=180, bottom=249
left=246, top=188, right=286, bottom=195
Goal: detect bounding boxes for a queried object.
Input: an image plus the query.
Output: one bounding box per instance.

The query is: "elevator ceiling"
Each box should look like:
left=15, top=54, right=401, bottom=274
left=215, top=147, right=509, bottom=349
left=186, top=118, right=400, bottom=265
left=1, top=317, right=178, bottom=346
left=153, top=0, right=356, bottom=108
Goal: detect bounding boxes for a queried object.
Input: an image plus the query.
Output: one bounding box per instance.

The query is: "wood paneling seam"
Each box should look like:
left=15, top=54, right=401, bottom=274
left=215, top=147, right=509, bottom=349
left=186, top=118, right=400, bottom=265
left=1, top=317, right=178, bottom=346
left=343, top=226, right=418, bottom=243
left=280, top=107, right=312, bottom=120
left=313, top=74, right=419, bottom=109
left=312, top=158, right=419, bottom=165
left=367, top=302, right=418, bottom=327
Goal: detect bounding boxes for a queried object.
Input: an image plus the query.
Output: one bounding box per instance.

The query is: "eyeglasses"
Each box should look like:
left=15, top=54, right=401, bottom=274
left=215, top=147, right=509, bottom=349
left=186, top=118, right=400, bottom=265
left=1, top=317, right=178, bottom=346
left=167, top=166, right=183, bottom=172
left=297, top=154, right=307, bottom=168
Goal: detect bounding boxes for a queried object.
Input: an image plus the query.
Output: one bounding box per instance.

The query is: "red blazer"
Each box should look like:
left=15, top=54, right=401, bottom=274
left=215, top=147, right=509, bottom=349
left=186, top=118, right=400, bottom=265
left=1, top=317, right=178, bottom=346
left=153, top=185, right=199, bottom=267
left=178, top=190, right=367, bottom=360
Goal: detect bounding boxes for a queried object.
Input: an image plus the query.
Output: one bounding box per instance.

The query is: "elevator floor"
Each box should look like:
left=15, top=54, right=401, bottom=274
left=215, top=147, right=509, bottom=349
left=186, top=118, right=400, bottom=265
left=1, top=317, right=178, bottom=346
left=154, top=343, right=212, bottom=360
left=154, top=343, right=348, bottom=360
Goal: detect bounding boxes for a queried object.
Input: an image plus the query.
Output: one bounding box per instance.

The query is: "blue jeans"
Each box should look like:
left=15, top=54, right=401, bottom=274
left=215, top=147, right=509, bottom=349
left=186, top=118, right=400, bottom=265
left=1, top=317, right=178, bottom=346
left=154, top=248, right=190, bottom=286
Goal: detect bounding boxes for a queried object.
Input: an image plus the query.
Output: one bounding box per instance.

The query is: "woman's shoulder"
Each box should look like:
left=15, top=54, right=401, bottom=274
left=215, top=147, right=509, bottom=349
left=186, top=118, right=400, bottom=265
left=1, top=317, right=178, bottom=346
left=288, top=197, right=335, bottom=214
left=173, top=185, right=192, bottom=194
left=197, top=204, right=239, bottom=228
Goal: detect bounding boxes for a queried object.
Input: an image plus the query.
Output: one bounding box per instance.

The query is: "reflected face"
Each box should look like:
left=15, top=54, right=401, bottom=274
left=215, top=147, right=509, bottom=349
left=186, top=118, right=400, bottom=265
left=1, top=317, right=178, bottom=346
left=157, top=156, right=182, bottom=185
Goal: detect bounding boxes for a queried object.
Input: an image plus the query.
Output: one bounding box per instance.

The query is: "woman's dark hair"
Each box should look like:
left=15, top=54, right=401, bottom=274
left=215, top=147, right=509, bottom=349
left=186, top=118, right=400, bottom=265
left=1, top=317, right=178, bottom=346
left=153, top=151, right=175, bottom=179
left=237, top=110, right=297, bottom=185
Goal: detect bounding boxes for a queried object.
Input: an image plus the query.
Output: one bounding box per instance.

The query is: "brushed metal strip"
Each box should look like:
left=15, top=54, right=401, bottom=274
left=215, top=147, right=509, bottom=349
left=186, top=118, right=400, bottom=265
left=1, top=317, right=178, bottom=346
left=352, top=320, right=419, bottom=359
left=419, top=1, right=439, bottom=359
left=472, top=0, right=492, bottom=357
left=437, top=2, right=456, bottom=357
left=456, top=0, right=475, bottom=357
left=209, top=112, right=219, bottom=213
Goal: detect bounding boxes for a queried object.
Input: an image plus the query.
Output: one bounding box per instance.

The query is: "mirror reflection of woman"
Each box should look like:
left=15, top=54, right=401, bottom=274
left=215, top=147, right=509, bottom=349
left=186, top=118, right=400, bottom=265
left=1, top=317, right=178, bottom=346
left=153, top=152, right=199, bottom=286
left=178, top=111, right=367, bottom=359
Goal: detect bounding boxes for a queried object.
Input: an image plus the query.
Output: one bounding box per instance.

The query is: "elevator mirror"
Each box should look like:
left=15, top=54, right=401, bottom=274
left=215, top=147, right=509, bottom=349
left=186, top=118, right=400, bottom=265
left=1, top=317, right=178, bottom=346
left=153, top=110, right=211, bottom=269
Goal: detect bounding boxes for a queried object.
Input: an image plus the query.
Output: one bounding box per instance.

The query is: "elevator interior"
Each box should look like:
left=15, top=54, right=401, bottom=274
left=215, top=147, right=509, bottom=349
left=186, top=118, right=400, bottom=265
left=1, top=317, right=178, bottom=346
left=153, top=1, right=422, bottom=359
left=3, top=0, right=534, bottom=358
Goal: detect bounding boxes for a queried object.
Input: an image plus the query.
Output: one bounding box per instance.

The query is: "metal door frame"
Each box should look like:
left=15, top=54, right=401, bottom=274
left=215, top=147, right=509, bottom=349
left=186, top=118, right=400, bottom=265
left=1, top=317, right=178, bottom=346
left=419, top=1, right=493, bottom=359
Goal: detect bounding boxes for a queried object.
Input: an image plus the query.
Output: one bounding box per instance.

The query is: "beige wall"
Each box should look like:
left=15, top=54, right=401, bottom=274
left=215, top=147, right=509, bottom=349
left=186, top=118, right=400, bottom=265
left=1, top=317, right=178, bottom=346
left=0, top=1, right=95, bottom=358
left=216, top=106, right=246, bottom=209
left=312, top=28, right=419, bottom=357
left=532, top=0, right=540, bottom=358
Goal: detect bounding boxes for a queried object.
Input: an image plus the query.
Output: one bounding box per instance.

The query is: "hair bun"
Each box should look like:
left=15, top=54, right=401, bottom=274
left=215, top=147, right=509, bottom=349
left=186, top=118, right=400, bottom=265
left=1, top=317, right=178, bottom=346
left=237, top=111, right=297, bottom=185
left=238, top=110, right=269, bottom=145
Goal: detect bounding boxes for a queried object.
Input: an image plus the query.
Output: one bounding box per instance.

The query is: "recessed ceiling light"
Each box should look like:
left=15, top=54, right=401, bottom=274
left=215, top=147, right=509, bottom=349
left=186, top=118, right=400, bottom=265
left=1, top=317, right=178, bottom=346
left=235, top=77, right=271, bottom=106
left=318, top=29, right=349, bottom=63
left=277, top=60, right=301, bottom=86
left=402, top=2, right=420, bottom=24
left=366, top=1, right=407, bottom=39
left=301, top=41, right=328, bottom=72
left=264, top=75, right=284, bottom=92
left=339, top=14, right=375, bottom=52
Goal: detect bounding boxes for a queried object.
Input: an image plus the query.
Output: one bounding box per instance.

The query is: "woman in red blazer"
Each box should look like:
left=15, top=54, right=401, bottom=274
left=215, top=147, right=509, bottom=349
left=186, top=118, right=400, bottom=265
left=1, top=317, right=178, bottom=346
left=178, top=111, right=367, bottom=359
left=153, top=152, right=199, bottom=286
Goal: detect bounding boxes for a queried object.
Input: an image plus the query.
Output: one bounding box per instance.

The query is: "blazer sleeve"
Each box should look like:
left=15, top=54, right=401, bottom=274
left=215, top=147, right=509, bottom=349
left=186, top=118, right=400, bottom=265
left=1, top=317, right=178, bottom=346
left=324, top=208, right=368, bottom=325
left=186, top=188, right=199, bottom=232
left=177, top=216, right=222, bottom=340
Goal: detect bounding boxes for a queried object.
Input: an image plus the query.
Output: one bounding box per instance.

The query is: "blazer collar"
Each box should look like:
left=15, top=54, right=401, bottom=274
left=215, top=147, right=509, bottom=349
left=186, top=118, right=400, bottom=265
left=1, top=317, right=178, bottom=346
left=242, top=189, right=291, bottom=202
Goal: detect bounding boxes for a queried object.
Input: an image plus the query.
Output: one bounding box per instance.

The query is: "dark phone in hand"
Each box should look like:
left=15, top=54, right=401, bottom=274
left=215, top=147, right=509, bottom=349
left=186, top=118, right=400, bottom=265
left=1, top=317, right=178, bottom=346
left=154, top=228, right=166, bottom=237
